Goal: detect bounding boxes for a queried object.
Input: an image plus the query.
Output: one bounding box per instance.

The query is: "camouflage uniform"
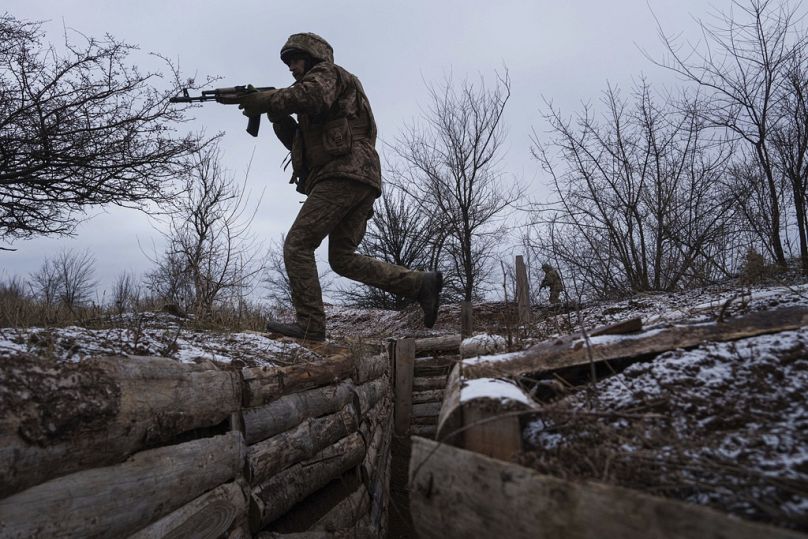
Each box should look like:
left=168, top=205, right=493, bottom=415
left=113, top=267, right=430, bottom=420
left=256, top=33, right=423, bottom=334
left=540, top=264, right=563, bottom=305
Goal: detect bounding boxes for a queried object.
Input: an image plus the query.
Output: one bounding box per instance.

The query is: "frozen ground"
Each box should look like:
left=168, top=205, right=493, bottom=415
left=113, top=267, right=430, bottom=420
left=514, top=283, right=808, bottom=532
left=0, top=312, right=323, bottom=367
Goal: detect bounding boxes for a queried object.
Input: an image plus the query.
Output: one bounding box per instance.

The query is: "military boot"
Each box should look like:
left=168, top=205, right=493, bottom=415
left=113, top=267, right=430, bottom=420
left=265, top=320, right=326, bottom=342
left=417, top=271, right=443, bottom=328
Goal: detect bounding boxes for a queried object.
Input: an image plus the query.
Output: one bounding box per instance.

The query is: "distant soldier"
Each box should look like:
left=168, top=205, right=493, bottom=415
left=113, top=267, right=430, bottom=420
left=540, top=263, right=563, bottom=305
left=229, top=33, right=442, bottom=341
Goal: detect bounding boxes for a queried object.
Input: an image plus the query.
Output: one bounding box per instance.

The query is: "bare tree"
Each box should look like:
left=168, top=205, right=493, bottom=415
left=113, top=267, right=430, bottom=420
left=0, top=15, right=205, bottom=244
left=338, top=184, right=442, bottom=309
left=653, top=0, right=808, bottom=268
left=389, top=71, right=520, bottom=302
left=771, top=47, right=808, bottom=273
left=147, top=143, right=263, bottom=318
left=30, top=249, right=97, bottom=314
left=110, top=271, right=141, bottom=314
left=531, top=82, right=737, bottom=298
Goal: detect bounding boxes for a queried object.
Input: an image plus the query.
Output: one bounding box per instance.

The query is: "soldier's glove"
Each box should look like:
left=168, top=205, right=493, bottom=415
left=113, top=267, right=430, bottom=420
left=239, top=88, right=277, bottom=117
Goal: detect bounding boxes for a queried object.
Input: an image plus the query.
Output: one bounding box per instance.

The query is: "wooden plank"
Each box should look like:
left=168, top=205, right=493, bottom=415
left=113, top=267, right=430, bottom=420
left=589, top=317, right=642, bottom=337
left=129, top=479, right=249, bottom=539
left=250, top=432, right=366, bottom=530
left=414, top=334, right=462, bottom=354
left=461, top=301, right=473, bottom=338
left=242, top=381, right=354, bottom=445
left=412, top=389, right=444, bottom=404
left=409, top=436, right=807, bottom=539
left=515, top=255, right=531, bottom=325
left=0, top=432, right=245, bottom=539
left=247, top=404, right=358, bottom=485
left=435, top=364, right=462, bottom=445
left=412, top=401, right=443, bottom=418
left=464, top=306, right=808, bottom=379
left=241, top=354, right=355, bottom=407
left=410, top=424, right=437, bottom=438
left=0, top=355, right=242, bottom=499
left=394, top=338, right=415, bottom=435
left=413, top=375, right=448, bottom=391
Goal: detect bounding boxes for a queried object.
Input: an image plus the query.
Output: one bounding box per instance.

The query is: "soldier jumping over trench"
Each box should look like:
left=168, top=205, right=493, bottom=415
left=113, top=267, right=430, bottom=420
left=227, top=33, right=442, bottom=341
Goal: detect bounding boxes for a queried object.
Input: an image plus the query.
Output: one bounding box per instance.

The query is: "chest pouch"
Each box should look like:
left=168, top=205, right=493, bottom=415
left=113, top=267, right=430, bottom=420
left=321, top=117, right=352, bottom=157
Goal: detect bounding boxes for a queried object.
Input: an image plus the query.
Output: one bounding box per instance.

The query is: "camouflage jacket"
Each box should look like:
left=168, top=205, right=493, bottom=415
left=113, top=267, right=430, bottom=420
left=540, top=268, right=563, bottom=290
left=267, top=62, right=381, bottom=196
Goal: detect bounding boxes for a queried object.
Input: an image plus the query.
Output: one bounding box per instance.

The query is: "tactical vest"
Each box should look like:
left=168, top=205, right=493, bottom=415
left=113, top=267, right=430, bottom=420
left=291, top=66, right=376, bottom=181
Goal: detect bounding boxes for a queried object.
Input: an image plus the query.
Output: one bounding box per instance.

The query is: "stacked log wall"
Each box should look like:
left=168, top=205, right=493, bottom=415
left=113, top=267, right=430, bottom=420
left=0, top=349, right=393, bottom=538
left=393, top=335, right=461, bottom=438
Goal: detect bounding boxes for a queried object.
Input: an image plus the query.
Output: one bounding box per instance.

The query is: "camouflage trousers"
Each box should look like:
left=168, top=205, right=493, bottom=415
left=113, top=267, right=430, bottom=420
left=284, top=179, right=424, bottom=334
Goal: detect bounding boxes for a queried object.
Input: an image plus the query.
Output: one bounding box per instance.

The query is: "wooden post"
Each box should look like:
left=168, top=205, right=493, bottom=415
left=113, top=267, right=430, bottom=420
left=461, top=302, right=473, bottom=338
left=515, top=255, right=530, bottom=326
left=394, top=338, right=416, bottom=435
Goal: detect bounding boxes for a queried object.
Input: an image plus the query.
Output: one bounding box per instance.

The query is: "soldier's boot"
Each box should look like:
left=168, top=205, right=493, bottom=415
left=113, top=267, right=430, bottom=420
left=265, top=320, right=326, bottom=342
left=417, top=271, right=443, bottom=329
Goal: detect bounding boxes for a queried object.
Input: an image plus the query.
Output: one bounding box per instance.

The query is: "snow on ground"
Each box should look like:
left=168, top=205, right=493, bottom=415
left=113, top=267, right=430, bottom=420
left=521, top=321, right=808, bottom=531
left=0, top=311, right=321, bottom=367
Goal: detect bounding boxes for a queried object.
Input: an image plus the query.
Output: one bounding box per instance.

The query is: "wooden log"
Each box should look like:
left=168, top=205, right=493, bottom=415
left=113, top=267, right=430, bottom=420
left=463, top=404, right=522, bottom=461
left=435, top=363, right=463, bottom=444
left=394, top=338, right=415, bottom=435
left=129, top=479, right=249, bottom=539
left=241, top=354, right=355, bottom=407
left=355, top=353, right=388, bottom=383
left=515, top=255, right=531, bottom=325
left=250, top=432, right=366, bottom=530
left=410, top=424, right=437, bottom=438
left=463, top=306, right=808, bottom=379
left=354, top=377, right=389, bottom=418
left=412, top=389, right=444, bottom=404
left=414, top=355, right=457, bottom=377
left=0, top=354, right=241, bottom=499
left=413, top=375, right=448, bottom=391
left=247, top=404, right=358, bottom=485
left=412, top=401, right=443, bottom=418
left=409, top=436, right=806, bottom=539
left=361, top=418, right=385, bottom=484
left=0, top=432, right=245, bottom=539
left=243, top=381, right=354, bottom=445
left=310, top=484, right=370, bottom=532
left=414, top=334, right=462, bottom=354
left=411, top=415, right=438, bottom=426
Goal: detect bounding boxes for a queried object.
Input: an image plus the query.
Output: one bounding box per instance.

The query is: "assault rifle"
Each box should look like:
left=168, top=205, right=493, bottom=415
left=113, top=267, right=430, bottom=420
left=170, top=85, right=275, bottom=137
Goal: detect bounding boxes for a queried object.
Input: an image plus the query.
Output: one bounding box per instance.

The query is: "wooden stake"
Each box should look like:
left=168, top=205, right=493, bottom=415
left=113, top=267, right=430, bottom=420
left=515, top=255, right=531, bottom=326
left=394, top=338, right=416, bottom=435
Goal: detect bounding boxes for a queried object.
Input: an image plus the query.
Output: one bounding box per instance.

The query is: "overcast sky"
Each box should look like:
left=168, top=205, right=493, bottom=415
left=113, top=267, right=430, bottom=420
left=1, top=0, right=737, bottom=299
